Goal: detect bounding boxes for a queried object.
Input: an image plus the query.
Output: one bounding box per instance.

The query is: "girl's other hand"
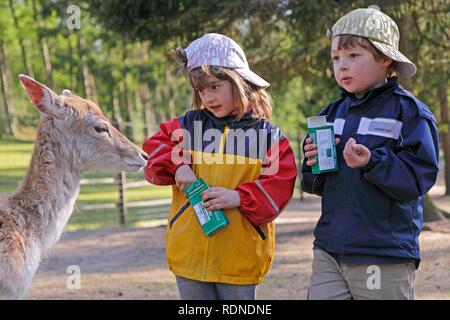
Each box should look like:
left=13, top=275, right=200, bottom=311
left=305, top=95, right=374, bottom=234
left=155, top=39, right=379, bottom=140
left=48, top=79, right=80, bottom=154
left=175, top=164, right=197, bottom=191
left=202, top=187, right=241, bottom=211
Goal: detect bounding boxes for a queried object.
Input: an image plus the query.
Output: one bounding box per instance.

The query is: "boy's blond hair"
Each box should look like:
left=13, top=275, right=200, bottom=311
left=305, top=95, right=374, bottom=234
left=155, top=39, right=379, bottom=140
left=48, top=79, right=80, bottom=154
left=172, top=47, right=272, bottom=121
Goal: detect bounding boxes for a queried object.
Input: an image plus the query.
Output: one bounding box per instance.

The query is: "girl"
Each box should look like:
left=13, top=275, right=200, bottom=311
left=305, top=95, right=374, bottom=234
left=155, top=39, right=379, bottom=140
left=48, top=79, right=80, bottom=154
left=143, top=33, right=297, bottom=300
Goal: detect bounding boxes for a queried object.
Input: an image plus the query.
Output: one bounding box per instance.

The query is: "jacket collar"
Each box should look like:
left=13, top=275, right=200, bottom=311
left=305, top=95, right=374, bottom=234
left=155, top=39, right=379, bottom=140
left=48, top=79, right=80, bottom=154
left=340, top=77, right=398, bottom=107
left=202, top=109, right=257, bottom=129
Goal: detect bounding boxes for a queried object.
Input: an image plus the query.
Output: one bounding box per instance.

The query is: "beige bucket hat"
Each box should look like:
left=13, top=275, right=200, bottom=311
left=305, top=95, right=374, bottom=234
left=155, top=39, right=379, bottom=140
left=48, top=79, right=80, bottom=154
left=328, top=5, right=417, bottom=77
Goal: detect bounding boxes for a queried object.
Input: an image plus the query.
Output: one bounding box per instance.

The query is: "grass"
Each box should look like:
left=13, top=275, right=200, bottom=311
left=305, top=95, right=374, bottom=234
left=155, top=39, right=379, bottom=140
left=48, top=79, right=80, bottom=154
left=0, top=138, right=172, bottom=230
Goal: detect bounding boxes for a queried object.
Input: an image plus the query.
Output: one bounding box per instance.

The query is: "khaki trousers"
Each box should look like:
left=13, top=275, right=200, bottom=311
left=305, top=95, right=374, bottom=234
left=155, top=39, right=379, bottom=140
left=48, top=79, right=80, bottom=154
left=308, top=249, right=416, bottom=300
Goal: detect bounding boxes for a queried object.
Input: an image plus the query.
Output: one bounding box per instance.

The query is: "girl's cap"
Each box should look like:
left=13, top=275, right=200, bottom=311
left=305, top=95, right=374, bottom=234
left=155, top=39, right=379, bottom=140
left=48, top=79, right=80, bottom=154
left=329, top=5, right=417, bottom=78
left=184, top=33, right=270, bottom=88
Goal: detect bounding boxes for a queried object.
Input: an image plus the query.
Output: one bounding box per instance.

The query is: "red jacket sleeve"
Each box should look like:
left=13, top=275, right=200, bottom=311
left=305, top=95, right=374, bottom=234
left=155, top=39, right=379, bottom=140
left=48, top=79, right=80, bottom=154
left=236, top=137, right=297, bottom=226
left=142, top=117, right=188, bottom=185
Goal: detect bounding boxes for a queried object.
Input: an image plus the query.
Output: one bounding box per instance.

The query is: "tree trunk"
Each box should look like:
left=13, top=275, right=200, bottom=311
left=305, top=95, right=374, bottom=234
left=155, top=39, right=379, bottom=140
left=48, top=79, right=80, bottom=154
left=423, top=194, right=447, bottom=222
left=67, top=34, right=77, bottom=91
left=0, top=40, right=19, bottom=137
left=155, top=84, right=167, bottom=123
left=31, top=0, right=53, bottom=87
left=165, top=69, right=177, bottom=119
left=90, top=72, right=98, bottom=103
left=138, top=41, right=156, bottom=138
left=8, top=0, right=35, bottom=78
left=0, top=58, right=12, bottom=137
left=77, top=36, right=98, bottom=102
left=41, top=37, right=53, bottom=87
left=135, top=86, right=144, bottom=139
left=439, top=70, right=450, bottom=195
left=75, top=33, right=87, bottom=96
left=121, top=43, right=134, bottom=141
left=396, top=13, right=412, bottom=89
left=142, top=82, right=156, bottom=138
left=112, top=84, right=122, bottom=125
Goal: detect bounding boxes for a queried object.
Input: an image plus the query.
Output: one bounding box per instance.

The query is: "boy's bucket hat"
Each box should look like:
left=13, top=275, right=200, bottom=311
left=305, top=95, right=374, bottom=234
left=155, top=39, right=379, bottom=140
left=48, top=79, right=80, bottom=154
left=185, top=33, right=270, bottom=88
left=328, top=5, right=417, bottom=77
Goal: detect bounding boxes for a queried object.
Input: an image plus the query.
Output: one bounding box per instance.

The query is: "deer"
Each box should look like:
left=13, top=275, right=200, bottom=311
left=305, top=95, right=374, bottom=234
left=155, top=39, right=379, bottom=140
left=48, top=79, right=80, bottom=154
left=0, top=75, right=148, bottom=299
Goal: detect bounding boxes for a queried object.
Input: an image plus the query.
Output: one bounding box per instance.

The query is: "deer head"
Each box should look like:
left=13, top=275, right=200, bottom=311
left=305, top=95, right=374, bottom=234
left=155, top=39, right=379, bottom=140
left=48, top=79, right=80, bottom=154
left=18, top=74, right=147, bottom=172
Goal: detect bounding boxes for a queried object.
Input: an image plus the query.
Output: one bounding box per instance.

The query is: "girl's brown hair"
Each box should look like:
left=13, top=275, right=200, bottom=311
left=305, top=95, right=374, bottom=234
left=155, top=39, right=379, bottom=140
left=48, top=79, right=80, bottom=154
left=334, top=35, right=397, bottom=77
left=171, top=47, right=272, bottom=121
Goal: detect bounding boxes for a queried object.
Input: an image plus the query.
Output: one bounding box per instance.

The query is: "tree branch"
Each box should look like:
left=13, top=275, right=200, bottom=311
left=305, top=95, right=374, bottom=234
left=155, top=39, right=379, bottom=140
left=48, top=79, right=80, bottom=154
left=411, top=10, right=450, bottom=50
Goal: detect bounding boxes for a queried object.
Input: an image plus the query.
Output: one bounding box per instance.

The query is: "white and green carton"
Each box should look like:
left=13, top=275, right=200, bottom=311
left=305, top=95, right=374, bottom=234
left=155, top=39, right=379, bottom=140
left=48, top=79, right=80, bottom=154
left=307, top=116, right=339, bottom=174
left=184, top=178, right=229, bottom=236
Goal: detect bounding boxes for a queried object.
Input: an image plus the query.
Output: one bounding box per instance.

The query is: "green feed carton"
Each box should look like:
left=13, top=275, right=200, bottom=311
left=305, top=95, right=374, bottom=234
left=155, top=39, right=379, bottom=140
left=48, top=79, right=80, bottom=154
left=184, top=178, right=229, bottom=236
left=307, top=116, right=339, bottom=174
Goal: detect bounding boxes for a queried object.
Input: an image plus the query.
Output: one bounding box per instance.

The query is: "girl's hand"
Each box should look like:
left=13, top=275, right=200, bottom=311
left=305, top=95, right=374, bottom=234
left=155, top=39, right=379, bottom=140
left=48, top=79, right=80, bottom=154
left=304, top=137, right=340, bottom=166
left=202, top=187, right=241, bottom=211
left=175, top=164, right=197, bottom=191
left=343, top=138, right=371, bottom=168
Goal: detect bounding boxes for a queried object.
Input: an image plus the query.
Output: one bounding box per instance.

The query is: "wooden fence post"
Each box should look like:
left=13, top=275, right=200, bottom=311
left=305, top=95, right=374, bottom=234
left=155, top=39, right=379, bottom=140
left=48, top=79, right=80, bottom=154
left=112, top=116, right=128, bottom=225
left=117, top=171, right=128, bottom=225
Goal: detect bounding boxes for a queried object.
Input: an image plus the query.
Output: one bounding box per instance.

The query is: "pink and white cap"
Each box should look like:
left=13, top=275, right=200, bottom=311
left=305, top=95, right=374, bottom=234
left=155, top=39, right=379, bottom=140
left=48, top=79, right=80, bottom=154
left=185, top=33, right=270, bottom=88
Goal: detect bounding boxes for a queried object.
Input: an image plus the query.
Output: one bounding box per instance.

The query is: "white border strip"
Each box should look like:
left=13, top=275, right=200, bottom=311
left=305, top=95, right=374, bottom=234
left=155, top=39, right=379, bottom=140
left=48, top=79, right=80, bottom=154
left=147, top=144, right=167, bottom=159
left=255, top=180, right=280, bottom=213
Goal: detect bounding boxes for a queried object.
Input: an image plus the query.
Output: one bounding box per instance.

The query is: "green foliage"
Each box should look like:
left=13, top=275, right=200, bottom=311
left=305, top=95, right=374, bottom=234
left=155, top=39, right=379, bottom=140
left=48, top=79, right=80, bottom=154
left=0, top=0, right=448, bottom=228
left=88, top=0, right=250, bottom=45
left=0, top=0, right=448, bottom=143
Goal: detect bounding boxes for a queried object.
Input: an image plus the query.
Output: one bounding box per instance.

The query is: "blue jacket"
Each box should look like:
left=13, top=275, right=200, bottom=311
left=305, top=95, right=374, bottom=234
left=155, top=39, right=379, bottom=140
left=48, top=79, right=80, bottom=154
left=301, top=78, right=439, bottom=263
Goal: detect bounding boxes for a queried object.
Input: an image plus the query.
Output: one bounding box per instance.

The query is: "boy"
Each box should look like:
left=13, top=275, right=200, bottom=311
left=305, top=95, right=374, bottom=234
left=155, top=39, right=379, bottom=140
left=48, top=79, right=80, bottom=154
left=301, top=6, right=439, bottom=299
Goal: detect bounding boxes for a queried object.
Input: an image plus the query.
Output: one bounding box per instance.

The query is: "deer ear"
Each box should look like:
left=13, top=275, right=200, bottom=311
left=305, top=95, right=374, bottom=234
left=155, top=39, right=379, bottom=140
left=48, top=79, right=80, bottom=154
left=19, top=74, right=63, bottom=119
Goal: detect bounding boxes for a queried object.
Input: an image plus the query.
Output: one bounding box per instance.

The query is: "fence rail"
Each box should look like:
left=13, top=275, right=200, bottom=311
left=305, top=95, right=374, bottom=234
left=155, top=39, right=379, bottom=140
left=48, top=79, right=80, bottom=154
left=76, top=172, right=172, bottom=225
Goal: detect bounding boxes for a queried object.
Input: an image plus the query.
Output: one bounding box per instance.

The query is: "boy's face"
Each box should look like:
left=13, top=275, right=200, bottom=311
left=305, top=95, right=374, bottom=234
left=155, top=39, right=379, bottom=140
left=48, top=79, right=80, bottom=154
left=331, top=37, right=393, bottom=97
left=198, top=75, right=237, bottom=118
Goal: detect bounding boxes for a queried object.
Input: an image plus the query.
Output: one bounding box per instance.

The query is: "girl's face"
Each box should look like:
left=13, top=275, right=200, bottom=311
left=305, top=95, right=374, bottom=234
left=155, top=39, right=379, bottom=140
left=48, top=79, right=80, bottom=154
left=198, top=75, right=238, bottom=118
left=331, top=37, right=392, bottom=97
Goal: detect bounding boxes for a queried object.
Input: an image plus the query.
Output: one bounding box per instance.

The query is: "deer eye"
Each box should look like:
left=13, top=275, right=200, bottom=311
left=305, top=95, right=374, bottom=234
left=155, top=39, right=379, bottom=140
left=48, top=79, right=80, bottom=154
left=94, top=125, right=109, bottom=134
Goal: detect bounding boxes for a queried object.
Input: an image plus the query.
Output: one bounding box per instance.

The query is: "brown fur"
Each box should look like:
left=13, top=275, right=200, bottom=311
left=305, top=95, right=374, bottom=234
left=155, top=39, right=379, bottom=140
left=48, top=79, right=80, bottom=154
left=0, top=76, right=147, bottom=299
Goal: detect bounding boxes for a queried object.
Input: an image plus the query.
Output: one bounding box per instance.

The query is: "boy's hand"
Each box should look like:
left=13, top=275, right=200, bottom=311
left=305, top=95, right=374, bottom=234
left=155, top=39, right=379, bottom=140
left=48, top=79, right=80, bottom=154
left=304, top=137, right=340, bottom=166
left=175, top=164, right=197, bottom=191
left=202, top=187, right=241, bottom=211
left=343, top=138, right=371, bottom=168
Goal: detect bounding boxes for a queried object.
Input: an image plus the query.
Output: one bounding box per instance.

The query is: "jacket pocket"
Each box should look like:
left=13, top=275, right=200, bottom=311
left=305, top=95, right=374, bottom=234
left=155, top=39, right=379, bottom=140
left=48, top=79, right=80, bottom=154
left=169, top=202, right=190, bottom=229
left=252, top=224, right=266, bottom=240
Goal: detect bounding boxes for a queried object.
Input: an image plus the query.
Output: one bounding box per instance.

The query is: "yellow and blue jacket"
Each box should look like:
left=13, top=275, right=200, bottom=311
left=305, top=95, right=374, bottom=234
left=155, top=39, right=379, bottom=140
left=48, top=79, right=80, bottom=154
left=143, top=109, right=297, bottom=284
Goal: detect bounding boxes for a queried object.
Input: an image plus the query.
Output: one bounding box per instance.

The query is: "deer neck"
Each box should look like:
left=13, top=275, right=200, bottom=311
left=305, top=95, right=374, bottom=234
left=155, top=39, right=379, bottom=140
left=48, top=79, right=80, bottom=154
left=10, top=119, right=82, bottom=252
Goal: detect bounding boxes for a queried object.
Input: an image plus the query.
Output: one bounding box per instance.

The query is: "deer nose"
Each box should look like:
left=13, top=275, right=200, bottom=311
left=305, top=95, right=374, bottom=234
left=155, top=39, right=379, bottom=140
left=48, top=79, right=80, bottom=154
left=141, top=152, right=149, bottom=161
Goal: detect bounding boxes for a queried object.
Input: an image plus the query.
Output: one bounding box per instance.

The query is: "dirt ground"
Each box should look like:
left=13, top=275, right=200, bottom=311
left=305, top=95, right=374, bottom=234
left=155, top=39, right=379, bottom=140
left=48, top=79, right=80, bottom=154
left=25, top=188, right=450, bottom=300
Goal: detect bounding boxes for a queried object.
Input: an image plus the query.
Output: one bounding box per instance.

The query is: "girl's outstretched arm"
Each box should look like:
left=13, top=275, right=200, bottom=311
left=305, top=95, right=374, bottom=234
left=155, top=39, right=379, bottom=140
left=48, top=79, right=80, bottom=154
left=142, top=117, right=190, bottom=185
